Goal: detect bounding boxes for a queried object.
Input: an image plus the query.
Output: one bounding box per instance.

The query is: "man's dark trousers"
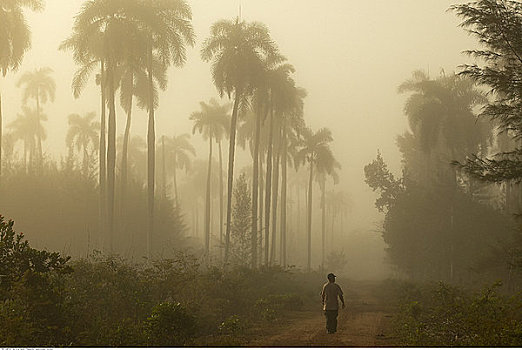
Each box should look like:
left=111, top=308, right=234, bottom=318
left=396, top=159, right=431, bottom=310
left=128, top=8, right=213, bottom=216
left=324, top=310, right=338, bottom=333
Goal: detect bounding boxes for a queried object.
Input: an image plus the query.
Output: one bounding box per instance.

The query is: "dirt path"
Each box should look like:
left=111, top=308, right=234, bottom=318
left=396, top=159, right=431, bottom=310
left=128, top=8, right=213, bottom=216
left=247, top=281, right=398, bottom=347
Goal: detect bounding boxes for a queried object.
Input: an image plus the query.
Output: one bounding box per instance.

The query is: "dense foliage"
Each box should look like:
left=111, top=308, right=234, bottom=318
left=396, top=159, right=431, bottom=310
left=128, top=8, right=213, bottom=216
left=392, top=280, right=522, bottom=346
left=0, top=216, right=320, bottom=346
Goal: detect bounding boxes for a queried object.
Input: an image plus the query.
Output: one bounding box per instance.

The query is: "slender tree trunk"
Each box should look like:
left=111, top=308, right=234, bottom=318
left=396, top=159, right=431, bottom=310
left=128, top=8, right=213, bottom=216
left=173, top=154, right=179, bottom=205
left=307, top=161, right=314, bottom=272
left=83, top=146, right=89, bottom=177
left=264, top=104, right=274, bottom=266
left=218, top=140, right=224, bottom=261
left=224, top=91, right=241, bottom=265
left=121, top=91, right=133, bottom=222
left=161, top=136, right=167, bottom=201
left=106, top=64, right=117, bottom=254
left=251, top=106, right=262, bottom=268
left=36, top=89, right=43, bottom=171
left=205, top=135, right=213, bottom=257
left=0, top=93, right=2, bottom=185
left=321, top=177, right=326, bottom=272
left=270, top=126, right=281, bottom=265
left=99, top=60, right=107, bottom=249
left=280, top=122, right=288, bottom=267
left=258, top=156, right=264, bottom=267
left=147, top=48, right=155, bottom=259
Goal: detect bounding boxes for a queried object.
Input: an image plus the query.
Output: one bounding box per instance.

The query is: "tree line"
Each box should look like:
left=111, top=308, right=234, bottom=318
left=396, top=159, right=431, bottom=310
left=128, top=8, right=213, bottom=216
left=0, top=0, right=349, bottom=271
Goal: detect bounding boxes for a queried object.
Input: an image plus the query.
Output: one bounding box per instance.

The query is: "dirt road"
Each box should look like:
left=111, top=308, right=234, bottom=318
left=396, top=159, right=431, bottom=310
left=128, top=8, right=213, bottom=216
left=247, top=281, right=398, bottom=347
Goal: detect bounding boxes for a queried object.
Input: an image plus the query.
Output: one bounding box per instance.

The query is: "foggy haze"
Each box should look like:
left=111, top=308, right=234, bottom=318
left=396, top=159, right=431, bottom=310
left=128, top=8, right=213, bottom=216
left=1, top=0, right=478, bottom=277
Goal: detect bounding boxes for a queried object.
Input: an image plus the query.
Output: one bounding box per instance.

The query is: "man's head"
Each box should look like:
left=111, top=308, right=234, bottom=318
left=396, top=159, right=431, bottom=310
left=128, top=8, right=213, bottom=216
left=327, top=273, right=336, bottom=282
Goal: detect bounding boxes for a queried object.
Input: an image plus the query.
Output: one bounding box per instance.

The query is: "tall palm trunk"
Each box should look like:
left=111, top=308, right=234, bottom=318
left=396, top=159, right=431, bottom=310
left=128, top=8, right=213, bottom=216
left=321, top=177, right=326, bottom=272
left=264, top=104, right=274, bottom=266
left=218, top=139, right=224, bottom=261
left=172, top=154, right=179, bottom=205
left=82, top=146, right=89, bottom=177
left=307, top=160, right=314, bottom=272
left=121, top=86, right=133, bottom=221
left=280, top=122, right=288, bottom=267
left=258, top=156, right=264, bottom=267
left=106, top=63, right=117, bottom=254
left=270, top=126, right=281, bottom=264
left=224, top=90, right=241, bottom=265
left=161, top=136, right=167, bottom=201
left=205, top=135, right=213, bottom=256
left=99, top=60, right=107, bottom=248
left=0, top=93, right=2, bottom=185
left=35, top=89, right=43, bottom=171
left=147, top=47, right=155, bottom=259
left=251, top=106, right=262, bottom=268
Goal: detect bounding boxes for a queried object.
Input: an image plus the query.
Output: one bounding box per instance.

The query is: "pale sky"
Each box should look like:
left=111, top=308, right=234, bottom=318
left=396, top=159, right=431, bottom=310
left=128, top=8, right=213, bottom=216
left=1, top=0, right=478, bottom=233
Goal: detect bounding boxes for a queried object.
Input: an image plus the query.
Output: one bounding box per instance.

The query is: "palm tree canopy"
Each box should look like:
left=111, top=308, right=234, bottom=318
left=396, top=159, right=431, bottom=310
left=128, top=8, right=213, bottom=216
left=190, top=98, right=231, bottom=142
left=165, top=133, right=196, bottom=172
left=0, top=0, right=43, bottom=76
left=16, top=67, right=56, bottom=104
left=66, top=112, right=99, bottom=152
left=398, top=70, right=490, bottom=156
left=9, top=105, right=46, bottom=144
left=201, top=18, right=279, bottom=98
left=296, top=127, right=339, bottom=179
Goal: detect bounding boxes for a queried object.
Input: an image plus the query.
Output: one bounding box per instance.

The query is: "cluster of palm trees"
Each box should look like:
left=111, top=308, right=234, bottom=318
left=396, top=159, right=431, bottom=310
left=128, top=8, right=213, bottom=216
left=1, top=0, right=346, bottom=270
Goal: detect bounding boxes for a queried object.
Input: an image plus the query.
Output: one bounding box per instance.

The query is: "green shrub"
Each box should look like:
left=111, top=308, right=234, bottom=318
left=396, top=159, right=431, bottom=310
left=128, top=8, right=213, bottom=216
left=394, top=281, right=522, bottom=346
left=145, top=302, right=197, bottom=346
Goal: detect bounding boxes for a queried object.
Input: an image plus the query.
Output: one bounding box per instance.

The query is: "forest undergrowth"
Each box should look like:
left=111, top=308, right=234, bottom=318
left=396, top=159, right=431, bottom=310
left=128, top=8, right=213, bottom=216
left=0, top=215, right=323, bottom=347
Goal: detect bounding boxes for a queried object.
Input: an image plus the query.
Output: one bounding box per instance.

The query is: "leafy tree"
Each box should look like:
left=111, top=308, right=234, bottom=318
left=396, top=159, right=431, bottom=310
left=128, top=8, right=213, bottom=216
left=230, top=173, right=252, bottom=266
left=451, top=0, right=522, bottom=182
left=364, top=151, right=404, bottom=213
left=201, top=18, right=279, bottom=265
left=191, top=99, right=230, bottom=256
left=0, top=0, right=44, bottom=182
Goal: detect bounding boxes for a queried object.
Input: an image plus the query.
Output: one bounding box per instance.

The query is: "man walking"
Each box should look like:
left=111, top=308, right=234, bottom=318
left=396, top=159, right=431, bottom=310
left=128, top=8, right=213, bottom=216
left=321, top=272, right=345, bottom=334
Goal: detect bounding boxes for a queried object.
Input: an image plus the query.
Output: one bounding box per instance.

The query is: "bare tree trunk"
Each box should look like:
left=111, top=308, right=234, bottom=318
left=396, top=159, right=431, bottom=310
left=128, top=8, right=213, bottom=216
left=0, top=93, right=2, bottom=186
left=147, top=47, right=155, bottom=260
left=307, top=162, right=313, bottom=272
left=172, top=154, right=179, bottom=205
left=205, top=135, right=213, bottom=257
left=264, top=104, right=274, bottom=266
left=270, top=126, right=281, bottom=265
left=280, top=122, right=288, bottom=267
left=36, top=89, right=43, bottom=171
left=258, top=157, right=264, bottom=267
left=107, top=63, right=117, bottom=254
left=161, top=136, right=167, bottom=201
left=224, top=92, right=241, bottom=265
left=321, top=177, right=326, bottom=272
left=251, top=106, right=262, bottom=268
left=99, top=60, right=107, bottom=250
left=121, top=90, right=133, bottom=223
left=218, top=140, right=224, bottom=262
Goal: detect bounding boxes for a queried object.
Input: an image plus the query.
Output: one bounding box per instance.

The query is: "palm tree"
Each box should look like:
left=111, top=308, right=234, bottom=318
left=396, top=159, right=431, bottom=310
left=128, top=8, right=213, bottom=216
left=16, top=67, right=55, bottom=169
left=398, top=70, right=490, bottom=280
left=191, top=98, right=230, bottom=257
left=0, top=0, right=44, bottom=182
left=66, top=112, right=99, bottom=177
left=165, top=133, right=196, bottom=203
left=133, top=0, right=195, bottom=258
left=61, top=0, right=143, bottom=253
left=201, top=18, right=279, bottom=265
left=9, top=106, right=43, bottom=172
left=296, top=127, right=337, bottom=272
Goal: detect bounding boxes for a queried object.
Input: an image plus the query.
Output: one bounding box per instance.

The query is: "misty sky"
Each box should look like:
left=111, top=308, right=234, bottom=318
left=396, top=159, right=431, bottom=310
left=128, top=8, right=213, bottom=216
left=1, top=0, right=478, bottom=231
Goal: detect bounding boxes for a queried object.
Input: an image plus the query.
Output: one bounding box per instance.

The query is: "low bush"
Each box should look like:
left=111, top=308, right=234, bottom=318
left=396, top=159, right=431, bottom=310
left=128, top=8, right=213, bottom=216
left=394, top=281, right=522, bottom=346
